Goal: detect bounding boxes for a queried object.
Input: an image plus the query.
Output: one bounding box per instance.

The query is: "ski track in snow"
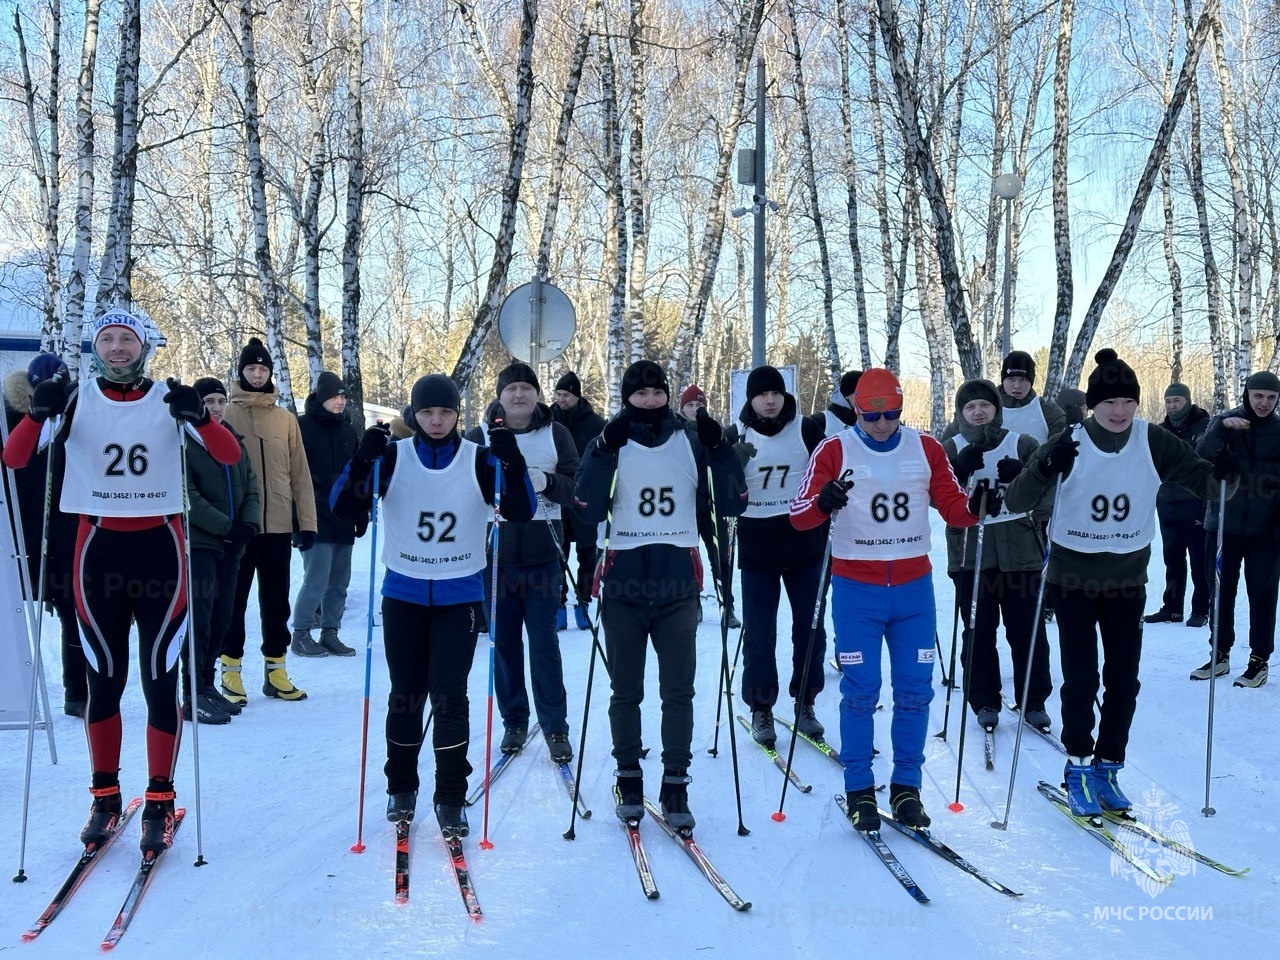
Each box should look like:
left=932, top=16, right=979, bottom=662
left=3, top=512, right=1275, bottom=957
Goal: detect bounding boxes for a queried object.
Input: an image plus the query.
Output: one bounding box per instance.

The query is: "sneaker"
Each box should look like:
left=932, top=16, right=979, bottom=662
left=434, top=803, right=469, bottom=839
left=318, top=628, right=357, bottom=657
left=290, top=629, right=329, bottom=658
left=262, top=655, right=308, bottom=700
left=219, top=655, right=248, bottom=705
left=975, top=705, right=1000, bottom=729
left=614, top=765, right=644, bottom=822
left=546, top=730, right=573, bottom=763
left=500, top=723, right=528, bottom=755
left=1142, top=608, right=1182, bottom=624
left=555, top=607, right=568, bottom=631
left=64, top=698, right=86, bottom=718
left=1063, top=759, right=1101, bottom=816
left=658, top=769, right=695, bottom=832
left=1185, top=613, right=1209, bottom=628
left=889, top=783, right=931, bottom=829
left=139, top=781, right=177, bottom=855
left=182, top=691, right=231, bottom=725
left=750, top=709, right=777, bottom=747
left=203, top=684, right=242, bottom=716
left=80, top=787, right=122, bottom=848
left=1234, top=656, right=1269, bottom=688
left=573, top=604, right=591, bottom=630
left=386, top=790, right=417, bottom=823
left=844, top=787, right=880, bottom=832
left=795, top=701, right=824, bottom=740
left=1189, top=651, right=1230, bottom=681
left=1089, top=760, right=1132, bottom=811
left=1023, top=707, right=1052, bottom=731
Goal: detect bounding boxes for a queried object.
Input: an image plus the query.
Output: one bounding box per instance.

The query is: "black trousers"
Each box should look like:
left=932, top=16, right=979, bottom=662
left=952, top=568, right=1053, bottom=714
left=1050, top=582, right=1145, bottom=762
left=1207, top=531, right=1279, bottom=661
left=184, top=547, right=240, bottom=689
left=224, top=532, right=294, bottom=659
left=559, top=512, right=599, bottom=607
left=381, top=597, right=481, bottom=804
left=1157, top=503, right=1209, bottom=616
left=699, top=515, right=734, bottom=607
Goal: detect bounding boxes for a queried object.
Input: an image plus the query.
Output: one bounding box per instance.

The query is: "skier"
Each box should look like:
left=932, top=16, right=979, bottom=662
left=3, top=310, right=241, bottom=853
left=790, top=368, right=985, bottom=832
left=465, top=361, right=580, bottom=763
left=332, top=373, right=534, bottom=837
left=724, top=364, right=830, bottom=746
left=941, top=379, right=1053, bottom=731
left=821, top=370, right=862, bottom=438
left=572, top=360, right=746, bottom=830
left=678, top=383, right=738, bottom=628
left=1191, top=371, right=1280, bottom=688
left=1145, top=384, right=1212, bottom=627
left=550, top=371, right=605, bottom=629
left=1006, top=349, right=1236, bottom=815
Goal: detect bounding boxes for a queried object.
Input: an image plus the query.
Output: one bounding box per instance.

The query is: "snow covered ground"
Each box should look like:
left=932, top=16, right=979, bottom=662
left=3, top=511, right=1276, bottom=958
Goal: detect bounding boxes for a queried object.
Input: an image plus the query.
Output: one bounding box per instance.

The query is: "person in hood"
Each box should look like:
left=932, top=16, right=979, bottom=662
left=292, top=371, right=365, bottom=658
left=1144, top=383, right=1212, bottom=627
left=821, top=370, right=862, bottom=437
left=220, top=337, right=318, bottom=703
left=551, top=371, right=605, bottom=628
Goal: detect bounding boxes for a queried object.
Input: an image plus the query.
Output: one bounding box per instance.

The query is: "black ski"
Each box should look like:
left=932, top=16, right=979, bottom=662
left=1003, top=698, right=1066, bottom=755
left=465, top=723, right=541, bottom=806
left=878, top=811, right=1022, bottom=897
left=101, top=808, right=186, bottom=949
left=641, top=799, right=751, bottom=911
left=394, top=820, right=410, bottom=904
left=983, top=726, right=995, bottom=771
left=736, top=715, right=812, bottom=792
left=834, top=795, right=929, bottom=904
left=1036, top=782, right=1173, bottom=884
left=554, top=759, right=591, bottom=820
left=443, top=832, right=483, bottom=920
left=22, top=798, right=143, bottom=941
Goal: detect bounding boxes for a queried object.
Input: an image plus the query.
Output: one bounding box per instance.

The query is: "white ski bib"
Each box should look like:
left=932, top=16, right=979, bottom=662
left=1051, top=420, right=1160, bottom=553
left=832, top=428, right=933, bottom=561
left=60, top=383, right=183, bottom=517
left=381, top=438, right=490, bottom=578
left=824, top=410, right=852, bottom=438
left=952, top=431, right=1029, bottom=525
left=1001, top=400, right=1049, bottom=442
left=603, top=430, right=699, bottom=550
left=481, top=422, right=560, bottom=520
left=743, top=417, right=810, bottom=518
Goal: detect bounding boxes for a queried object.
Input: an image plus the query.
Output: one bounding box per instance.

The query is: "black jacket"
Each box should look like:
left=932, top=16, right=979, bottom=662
left=1155, top=405, right=1211, bottom=504
left=185, top=427, right=261, bottom=554
left=551, top=395, right=606, bottom=455
left=572, top=410, right=747, bottom=604
left=298, top=393, right=364, bottom=543
left=1197, top=405, right=1280, bottom=537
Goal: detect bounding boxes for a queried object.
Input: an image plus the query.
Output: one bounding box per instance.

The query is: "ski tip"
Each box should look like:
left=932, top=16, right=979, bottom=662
left=947, top=802, right=964, bottom=813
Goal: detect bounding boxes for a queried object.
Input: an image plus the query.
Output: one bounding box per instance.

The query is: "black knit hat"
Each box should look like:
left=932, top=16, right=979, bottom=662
left=620, top=360, right=669, bottom=405
left=554, top=371, right=582, bottom=397
left=237, top=336, right=273, bottom=374
left=316, top=371, right=345, bottom=403
left=1164, top=383, right=1191, bottom=402
left=746, top=365, right=786, bottom=400
left=411, top=373, right=461, bottom=413
left=194, top=376, right=226, bottom=399
left=1085, top=349, right=1140, bottom=408
left=1244, top=370, right=1280, bottom=394
left=1000, top=351, right=1035, bottom=384
left=496, top=360, right=540, bottom=397
left=955, top=378, right=1001, bottom=413
left=839, top=370, right=862, bottom=399
left=1057, top=388, right=1087, bottom=425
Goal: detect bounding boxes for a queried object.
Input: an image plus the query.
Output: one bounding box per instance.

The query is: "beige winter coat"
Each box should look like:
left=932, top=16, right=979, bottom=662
left=223, top=383, right=317, bottom=535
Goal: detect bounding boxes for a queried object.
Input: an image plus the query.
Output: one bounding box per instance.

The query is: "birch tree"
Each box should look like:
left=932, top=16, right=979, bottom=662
left=1043, top=0, right=1075, bottom=396
left=342, top=0, right=367, bottom=416
left=95, top=0, right=142, bottom=312
left=599, top=27, right=628, bottom=414
left=1159, top=5, right=1185, bottom=383
left=834, top=0, right=871, bottom=369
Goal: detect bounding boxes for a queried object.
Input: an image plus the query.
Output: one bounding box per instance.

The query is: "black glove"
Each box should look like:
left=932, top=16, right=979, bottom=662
left=1040, top=432, right=1080, bottom=479
left=996, top=456, right=1023, bottom=484
left=733, top=441, right=757, bottom=469
left=487, top=426, right=522, bottom=467
left=294, top=530, right=317, bottom=552
left=357, top=423, right=391, bottom=462
left=952, top=444, right=985, bottom=485
left=816, top=478, right=852, bottom=515
left=224, top=521, right=257, bottom=554
left=695, top=407, right=724, bottom=450
left=354, top=516, right=370, bottom=538
left=968, top=480, right=1002, bottom=518
left=163, top=378, right=208, bottom=425
left=599, top=413, right=630, bottom=452
left=1212, top=449, right=1241, bottom=482
left=29, top=369, right=70, bottom=423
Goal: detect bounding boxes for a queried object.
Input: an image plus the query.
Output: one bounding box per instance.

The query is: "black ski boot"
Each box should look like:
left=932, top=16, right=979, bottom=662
left=434, top=802, right=469, bottom=840
left=139, top=779, right=177, bottom=856
left=844, top=787, right=880, bottom=832
left=80, top=786, right=123, bottom=849
left=614, top=764, right=644, bottom=822
left=386, top=790, right=417, bottom=823
left=658, top=768, right=695, bottom=833
left=889, top=783, right=931, bottom=829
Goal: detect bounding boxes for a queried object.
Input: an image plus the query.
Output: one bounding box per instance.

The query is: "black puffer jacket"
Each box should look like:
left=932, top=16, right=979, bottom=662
left=1155, top=405, right=1211, bottom=503
left=298, top=393, right=363, bottom=543
left=1197, top=405, right=1280, bottom=537
left=551, top=395, right=606, bottom=455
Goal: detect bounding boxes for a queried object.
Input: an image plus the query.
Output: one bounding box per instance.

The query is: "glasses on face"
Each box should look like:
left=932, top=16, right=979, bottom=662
left=860, top=409, right=902, bottom=423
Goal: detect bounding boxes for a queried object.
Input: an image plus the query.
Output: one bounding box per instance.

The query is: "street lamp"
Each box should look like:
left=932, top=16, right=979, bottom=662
left=994, top=171, right=1024, bottom=358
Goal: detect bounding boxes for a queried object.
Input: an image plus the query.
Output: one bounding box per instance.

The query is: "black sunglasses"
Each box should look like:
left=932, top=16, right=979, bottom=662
left=860, top=409, right=902, bottom=423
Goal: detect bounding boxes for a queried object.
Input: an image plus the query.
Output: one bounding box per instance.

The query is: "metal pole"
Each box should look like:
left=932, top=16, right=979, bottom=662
left=752, top=57, right=766, bottom=369
left=1002, top=197, right=1013, bottom=357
